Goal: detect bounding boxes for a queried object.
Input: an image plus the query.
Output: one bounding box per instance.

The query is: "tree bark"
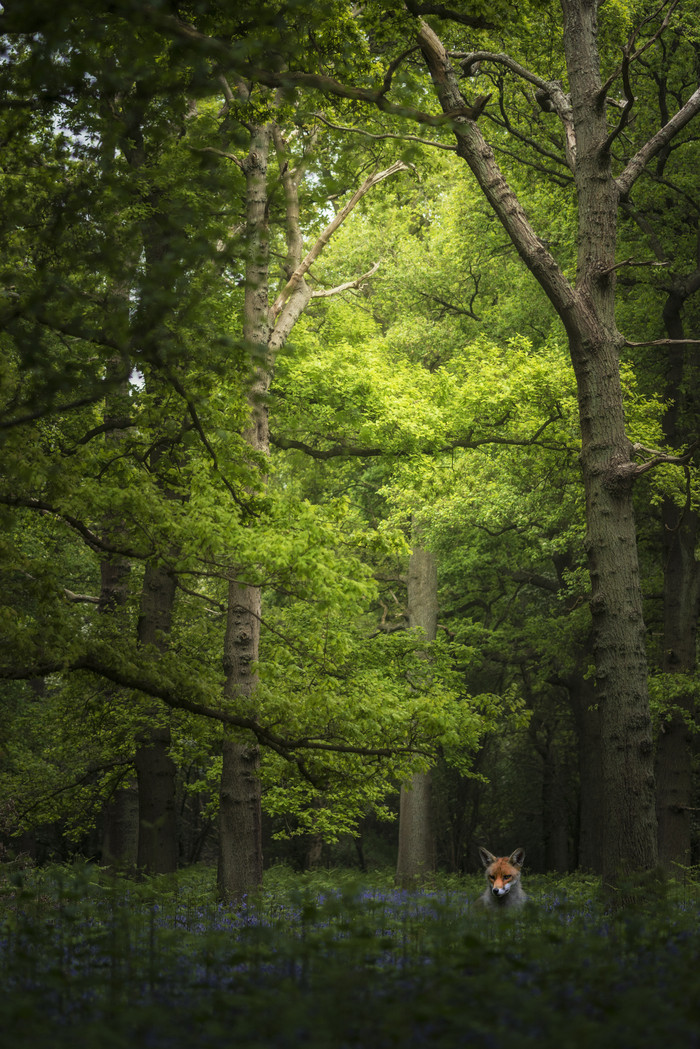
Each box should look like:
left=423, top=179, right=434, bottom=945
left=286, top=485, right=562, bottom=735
left=101, top=782, right=139, bottom=869
left=655, top=285, right=700, bottom=871
left=396, top=541, right=438, bottom=886
left=218, top=581, right=264, bottom=901
left=135, top=561, right=179, bottom=874
left=98, top=359, right=139, bottom=869
left=568, top=671, right=604, bottom=873
left=217, top=121, right=272, bottom=903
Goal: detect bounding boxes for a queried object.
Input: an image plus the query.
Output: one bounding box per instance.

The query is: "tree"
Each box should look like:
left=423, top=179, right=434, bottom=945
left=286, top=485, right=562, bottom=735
left=396, top=537, right=438, bottom=886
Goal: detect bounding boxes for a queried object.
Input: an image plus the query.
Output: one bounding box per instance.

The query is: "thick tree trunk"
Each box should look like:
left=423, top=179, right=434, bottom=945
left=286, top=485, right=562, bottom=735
left=216, top=122, right=272, bottom=903
left=396, top=542, right=438, bottom=886
left=569, top=331, right=657, bottom=886
left=218, top=581, right=264, bottom=901
left=568, top=672, right=604, bottom=873
left=98, top=361, right=139, bottom=869
left=655, top=290, right=700, bottom=871
left=101, top=782, right=139, bottom=869
left=562, top=0, right=656, bottom=889
left=135, top=561, right=179, bottom=874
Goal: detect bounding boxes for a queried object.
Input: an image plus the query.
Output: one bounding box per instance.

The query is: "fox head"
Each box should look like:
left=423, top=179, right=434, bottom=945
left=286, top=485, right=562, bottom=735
left=479, top=847, right=525, bottom=899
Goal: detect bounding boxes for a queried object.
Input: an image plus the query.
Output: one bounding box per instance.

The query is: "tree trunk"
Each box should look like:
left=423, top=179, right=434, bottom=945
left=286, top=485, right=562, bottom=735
left=655, top=287, right=700, bottom=871
left=218, top=581, right=264, bottom=901
left=655, top=480, right=697, bottom=873
left=135, top=561, right=179, bottom=874
left=396, top=541, right=438, bottom=886
left=568, top=672, right=604, bottom=873
left=561, top=0, right=657, bottom=890
left=98, top=359, right=139, bottom=869
left=216, top=121, right=272, bottom=903
left=538, top=727, right=570, bottom=873
left=101, top=782, right=139, bottom=869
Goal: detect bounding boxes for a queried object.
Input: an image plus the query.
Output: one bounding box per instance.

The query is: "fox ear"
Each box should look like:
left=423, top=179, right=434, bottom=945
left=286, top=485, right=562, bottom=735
left=478, top=846, right=496, bottom=868
left=509, top=847, right=525, bottom=868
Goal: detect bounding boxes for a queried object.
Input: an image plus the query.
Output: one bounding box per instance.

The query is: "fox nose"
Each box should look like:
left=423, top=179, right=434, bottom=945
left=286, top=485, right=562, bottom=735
left=492, top=886, right=505, bottom=896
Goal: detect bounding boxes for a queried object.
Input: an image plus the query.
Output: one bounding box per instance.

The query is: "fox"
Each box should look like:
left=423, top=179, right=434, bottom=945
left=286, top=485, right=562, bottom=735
left=473, top=846, right=527, bottom=912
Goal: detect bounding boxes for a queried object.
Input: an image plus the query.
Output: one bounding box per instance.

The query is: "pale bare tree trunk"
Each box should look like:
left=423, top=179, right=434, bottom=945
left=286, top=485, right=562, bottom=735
left=396, top=541, right=438, bottom=886
left=217, top=121, right=272, bottom=903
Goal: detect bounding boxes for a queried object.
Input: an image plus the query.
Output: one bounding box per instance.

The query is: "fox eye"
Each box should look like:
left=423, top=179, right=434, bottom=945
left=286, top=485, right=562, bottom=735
left=503, top=875, right=511, bottom=882
left=488, top=875, right=495, bottom=882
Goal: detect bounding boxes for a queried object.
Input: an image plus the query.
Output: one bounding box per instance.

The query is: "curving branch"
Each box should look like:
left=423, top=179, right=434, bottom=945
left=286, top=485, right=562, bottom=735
left=403, top=1, right=495, bottom=29
left=0, top=495, right=149, bottom=558
left=599, top=0, right=681, bottom=100
left=270, top=161, right=409, bottom=319
left=0, top=651, right=433, bottom=763
left=313, top=112, right=457, bottom=152
left=452, top=49, right=576, bottom=169
left=616, top=85, right=700, bottom=199
left=311, top=262, right=381, bottom=299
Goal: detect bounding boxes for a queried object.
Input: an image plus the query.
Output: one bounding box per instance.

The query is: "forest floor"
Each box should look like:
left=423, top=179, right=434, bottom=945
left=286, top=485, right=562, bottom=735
left=2, top=861, right=700, bottom=1048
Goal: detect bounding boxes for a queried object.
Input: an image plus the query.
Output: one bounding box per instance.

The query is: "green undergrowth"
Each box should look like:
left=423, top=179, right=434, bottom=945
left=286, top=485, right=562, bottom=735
left=2, top=861, right=700, bottom=1048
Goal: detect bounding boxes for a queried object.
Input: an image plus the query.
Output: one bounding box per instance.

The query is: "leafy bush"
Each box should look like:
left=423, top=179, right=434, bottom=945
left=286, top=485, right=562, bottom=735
left=2, top=863, right=700, bottom=1048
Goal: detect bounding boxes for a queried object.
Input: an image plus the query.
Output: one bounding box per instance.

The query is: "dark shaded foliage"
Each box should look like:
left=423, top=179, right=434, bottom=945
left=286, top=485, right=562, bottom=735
left=2, top=864, right=700, bottom=1047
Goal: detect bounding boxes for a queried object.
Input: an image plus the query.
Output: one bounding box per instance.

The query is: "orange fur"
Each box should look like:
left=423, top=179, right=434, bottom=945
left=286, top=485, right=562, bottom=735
left=474, top=847, right=527, bottom=911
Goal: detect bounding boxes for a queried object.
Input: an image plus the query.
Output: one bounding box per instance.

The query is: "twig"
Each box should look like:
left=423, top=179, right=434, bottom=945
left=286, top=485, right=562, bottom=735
left=313, top=112, right=456, bottom=152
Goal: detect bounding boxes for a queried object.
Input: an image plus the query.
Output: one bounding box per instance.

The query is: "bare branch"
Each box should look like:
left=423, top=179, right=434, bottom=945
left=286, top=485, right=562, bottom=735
left=616, top=86, right=700, bottom=198
left=599, top=0, right=681, bottom=99
left=624, top=337, right=700, bottom=347
left=311, top=262, right=381, bottom=299
left=0, top=495, right=148, bottom=558
left=602, top=257, right=670, bottom=275
left=629, top=439, right=699, bottom=477
left=313, top=112, right=456, bottom=152
left=63, top=590, right=101, bottom=604
left=270, top=161, right=409, bottom=319
left=191, top=144, right=245, bottom=170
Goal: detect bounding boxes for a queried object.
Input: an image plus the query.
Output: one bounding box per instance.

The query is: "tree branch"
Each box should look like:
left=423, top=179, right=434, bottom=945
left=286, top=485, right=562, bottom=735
left=599, top=0, right=681, bottom=100
left=0, top=652, right=433, bottom=762
left=616, top=86, right=700, bottom=199
left=0, top=496, right=149, bottom=558
left=313, top=112, right=457, bottom=152
left=624, top=337, right=700, bottom=347
left=271, top=409, right=568, bottom=459
left=403, top=1, right=495, bottom=29
left=311, top=262, right=381, bottom=298
left=452, top=50, right=576, bottom=168
left=270, top=161, right=409, bottom=319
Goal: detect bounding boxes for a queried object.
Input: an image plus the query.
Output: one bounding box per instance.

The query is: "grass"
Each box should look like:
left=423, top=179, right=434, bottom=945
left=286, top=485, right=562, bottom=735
left=2, top=861, right=700, bottom=1048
